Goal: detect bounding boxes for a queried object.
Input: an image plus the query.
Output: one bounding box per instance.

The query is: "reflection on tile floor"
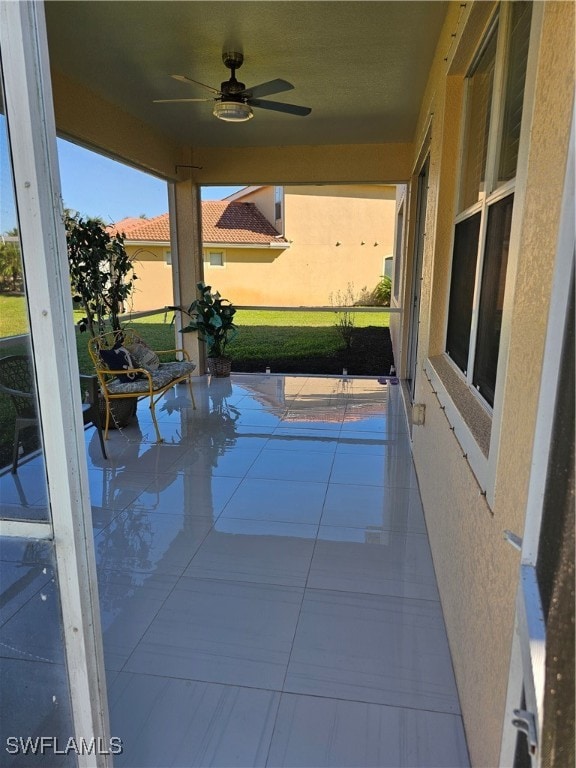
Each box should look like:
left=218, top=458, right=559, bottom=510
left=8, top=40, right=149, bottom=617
left=1, top=374, right=469, bottom=767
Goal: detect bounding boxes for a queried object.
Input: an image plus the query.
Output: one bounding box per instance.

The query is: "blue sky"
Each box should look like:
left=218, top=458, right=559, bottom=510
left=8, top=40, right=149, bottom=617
left=57, top=139, right=244, bottom=223
left=0, top=123, right=243, bottom=232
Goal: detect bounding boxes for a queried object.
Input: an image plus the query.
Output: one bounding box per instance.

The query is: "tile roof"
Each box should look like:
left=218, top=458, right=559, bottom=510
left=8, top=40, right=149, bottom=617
left=107, top=202, right=286, bottom=245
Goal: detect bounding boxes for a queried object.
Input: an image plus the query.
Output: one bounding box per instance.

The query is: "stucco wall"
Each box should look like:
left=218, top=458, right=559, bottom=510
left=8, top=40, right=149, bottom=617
left=280, top=185, right=395, bottom=305
left=408, top=2, right=575, bottom=765
left=124, top=246, right=170, bottom=312
left=192, top=143, right=413, bottom=186
left=129, top=184, right=397, bottom=308
left=128, top=244, right=285, bottom=310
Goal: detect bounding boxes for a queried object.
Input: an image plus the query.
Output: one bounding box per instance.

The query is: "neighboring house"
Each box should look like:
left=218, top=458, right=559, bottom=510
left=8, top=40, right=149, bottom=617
left=223, top=184, right=396, bottom=305
left=108, top=202, right=288, bottom=311
left=110, top=184, right=396, bottom=311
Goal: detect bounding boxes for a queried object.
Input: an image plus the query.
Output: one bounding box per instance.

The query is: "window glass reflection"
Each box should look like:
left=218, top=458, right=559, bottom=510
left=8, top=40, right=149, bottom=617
left=0, top=82, right=49, bottom=522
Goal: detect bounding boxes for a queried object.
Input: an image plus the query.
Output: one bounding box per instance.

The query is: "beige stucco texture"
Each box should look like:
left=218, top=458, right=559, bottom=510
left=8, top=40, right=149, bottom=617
left=409, top=2, right=574, bottom=766
left=129, top=184, right=396, bottom=309
left=235, top=184, right=396, bottom=306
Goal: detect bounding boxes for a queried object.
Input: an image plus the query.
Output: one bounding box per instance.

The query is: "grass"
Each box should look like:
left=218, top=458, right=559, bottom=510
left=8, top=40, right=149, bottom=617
left=0, top=294, right=29, bottom=337
left=0, top=296, right=389, bottom=338
left=232, top=309, right=389, bottom=328
left=1, top=303, right=393, bottom=468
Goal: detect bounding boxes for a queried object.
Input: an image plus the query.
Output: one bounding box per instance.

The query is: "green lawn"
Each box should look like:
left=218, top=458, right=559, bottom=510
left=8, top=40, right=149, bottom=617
left=1, top=303, right=392, bottom=467
left=1, top=295, right=389, bottom=338
left=1, top=300, right=390, bottom=377
left=0, top=294, right=29, bottom=337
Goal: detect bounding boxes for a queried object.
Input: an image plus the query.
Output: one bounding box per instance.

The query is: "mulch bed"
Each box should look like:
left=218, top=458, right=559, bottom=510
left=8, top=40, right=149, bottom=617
left=231, top=326, right=395, bottom=377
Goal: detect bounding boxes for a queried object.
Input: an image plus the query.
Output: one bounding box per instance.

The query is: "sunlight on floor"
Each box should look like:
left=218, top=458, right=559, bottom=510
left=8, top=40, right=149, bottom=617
left=1, top=374, right=469, bottom=767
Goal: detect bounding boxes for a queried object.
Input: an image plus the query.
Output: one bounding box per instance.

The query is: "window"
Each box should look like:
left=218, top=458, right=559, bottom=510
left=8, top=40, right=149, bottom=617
left=383, top=256, right=393, bottom=280
left=446, top=2, right=532, bottom=408
left=208, top=251, right=224, bottom=267
left=164, top=250, right=172, bottom=265
left=274, top=186, right=283, bottom=223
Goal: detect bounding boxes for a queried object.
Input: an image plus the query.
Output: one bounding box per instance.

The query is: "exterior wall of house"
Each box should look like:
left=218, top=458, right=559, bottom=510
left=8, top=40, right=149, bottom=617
left=280, top=185, right=395, bottom=305
left=223, top=184, right=396, bottom=305
left=128, top=243, right=289, bottom=310
left=399, top=2, right=575, bottom=765
left=127, top=244, right=173, bottom=312
left=128, top=184, right=396, bottom=309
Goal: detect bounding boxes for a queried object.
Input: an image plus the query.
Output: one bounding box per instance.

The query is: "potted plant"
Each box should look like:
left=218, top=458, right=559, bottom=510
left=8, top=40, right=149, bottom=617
left=66, top=213, right=138, bottom=426
left=170, top=282, right=237, bottom=377
left=66, top=213, right=138, bottom=336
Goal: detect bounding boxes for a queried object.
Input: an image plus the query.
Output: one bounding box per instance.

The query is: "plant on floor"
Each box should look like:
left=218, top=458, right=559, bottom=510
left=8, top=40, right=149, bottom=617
left=169, top=282, right=237, bottom=377
left=66, top=213, right=139, bottom=428
left=329, top=283, right=358, bottom=350
left=66, top=213, right=138, bottom=336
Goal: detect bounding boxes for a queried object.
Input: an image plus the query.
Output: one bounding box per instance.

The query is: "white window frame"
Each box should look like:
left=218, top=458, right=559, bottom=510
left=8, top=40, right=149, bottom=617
left=207, top=250, right=225, bottom=267
left=164, top=249, right=172, bottom=265
left=445, top=3, right=530, bottom=410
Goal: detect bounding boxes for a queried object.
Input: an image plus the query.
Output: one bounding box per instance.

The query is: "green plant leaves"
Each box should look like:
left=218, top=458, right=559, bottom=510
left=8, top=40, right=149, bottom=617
left=171, top=283, right=237, bottom=358
left=65, top=214, right=137, bottom=336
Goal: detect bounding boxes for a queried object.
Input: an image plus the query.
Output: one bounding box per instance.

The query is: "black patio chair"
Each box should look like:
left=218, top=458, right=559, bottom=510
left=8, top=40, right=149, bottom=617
left=0, top=355, right=38, bottom=473
left=0, top=355, right=107, bottom=473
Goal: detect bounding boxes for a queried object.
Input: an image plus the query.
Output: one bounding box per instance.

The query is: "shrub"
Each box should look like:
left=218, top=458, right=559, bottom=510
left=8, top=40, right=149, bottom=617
left=353, top=275, right=391, bottom=307
left=329, top=283, right=358, bottom=349
left=371, top=275, right=391, bottom=306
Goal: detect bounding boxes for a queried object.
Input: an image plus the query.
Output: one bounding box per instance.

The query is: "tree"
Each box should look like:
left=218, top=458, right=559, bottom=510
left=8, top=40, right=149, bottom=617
left=65, top=214, right=137, bottom=336
left=0, top=229, right=23, bottom=292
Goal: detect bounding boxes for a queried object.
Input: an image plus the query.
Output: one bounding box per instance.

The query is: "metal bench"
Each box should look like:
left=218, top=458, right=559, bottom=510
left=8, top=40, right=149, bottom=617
left=88, top=329, right=196, bottom=443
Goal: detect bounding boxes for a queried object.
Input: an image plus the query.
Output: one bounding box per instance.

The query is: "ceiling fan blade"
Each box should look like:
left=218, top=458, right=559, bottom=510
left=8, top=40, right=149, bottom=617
left=170, top=74, right=220, bottom=94
left=153, top=98, right=214, bottom=103
left=245, top=79, right=294, bottom=99
left=249, top=98, right=312, bottom=116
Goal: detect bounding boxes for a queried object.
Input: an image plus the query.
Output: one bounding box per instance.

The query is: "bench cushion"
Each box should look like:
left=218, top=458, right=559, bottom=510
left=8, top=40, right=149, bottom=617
left=99, top=345, right=145, bottom=383
left=126, top=341, right=160, bottom=372
left=106, top=360, right=196, bottom=395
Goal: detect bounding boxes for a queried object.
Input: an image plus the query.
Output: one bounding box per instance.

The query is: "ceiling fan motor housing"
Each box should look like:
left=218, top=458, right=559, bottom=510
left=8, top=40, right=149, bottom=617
left=221, top=80, right=246, bottom=97
left=221, top=51, right=246, bottom=96
left=222, top=51, right=244, bottom=70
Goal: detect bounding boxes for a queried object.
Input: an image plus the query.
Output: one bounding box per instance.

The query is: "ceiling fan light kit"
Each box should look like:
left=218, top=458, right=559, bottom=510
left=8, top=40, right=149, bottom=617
left=213, top=100, right=254, bottom=122
left=157, top=50, right=311, bottom=123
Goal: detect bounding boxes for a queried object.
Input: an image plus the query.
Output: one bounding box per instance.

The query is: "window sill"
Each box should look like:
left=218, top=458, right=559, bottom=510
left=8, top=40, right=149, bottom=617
left=424, top=355, right=492, bottom=492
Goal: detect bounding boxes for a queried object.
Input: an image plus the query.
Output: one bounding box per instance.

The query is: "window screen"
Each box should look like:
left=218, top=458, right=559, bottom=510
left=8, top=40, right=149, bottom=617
left=498, top=2, right=533, bottom=183
left=446, top=212, right=482, bottom=373
left=473, top=194, right=514, bottom=406
left=459, top=29, right=498, bottom=212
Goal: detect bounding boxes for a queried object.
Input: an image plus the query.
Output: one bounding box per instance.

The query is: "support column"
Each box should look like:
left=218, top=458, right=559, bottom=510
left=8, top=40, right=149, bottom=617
left=168, top=178, right=205, bottom=374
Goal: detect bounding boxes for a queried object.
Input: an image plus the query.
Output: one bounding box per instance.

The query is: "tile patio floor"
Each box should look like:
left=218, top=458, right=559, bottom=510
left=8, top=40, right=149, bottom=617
left=0, top=374, right=469, bottom=767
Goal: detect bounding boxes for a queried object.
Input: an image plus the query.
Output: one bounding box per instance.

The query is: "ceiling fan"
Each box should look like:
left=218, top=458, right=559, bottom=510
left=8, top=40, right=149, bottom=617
left=154, top=51, right=312, bottom=122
